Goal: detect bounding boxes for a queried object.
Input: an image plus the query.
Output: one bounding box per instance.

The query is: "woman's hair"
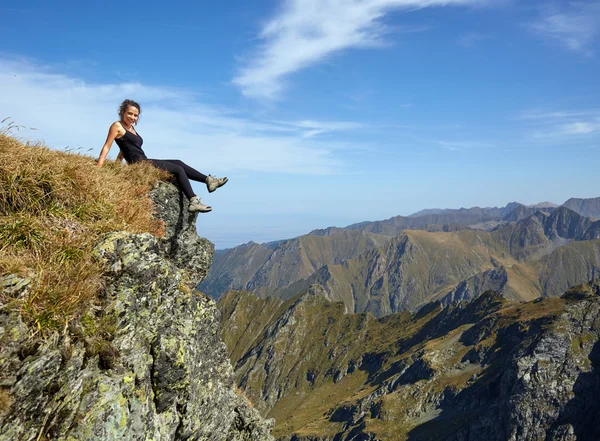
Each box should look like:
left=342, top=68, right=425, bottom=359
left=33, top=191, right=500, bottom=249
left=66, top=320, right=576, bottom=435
left=118, top=99, right=141, bottom=125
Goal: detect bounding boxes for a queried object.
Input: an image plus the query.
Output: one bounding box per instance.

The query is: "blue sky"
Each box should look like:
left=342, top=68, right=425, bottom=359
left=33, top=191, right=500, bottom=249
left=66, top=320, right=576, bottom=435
left=1, top=0, right=599, bottom=248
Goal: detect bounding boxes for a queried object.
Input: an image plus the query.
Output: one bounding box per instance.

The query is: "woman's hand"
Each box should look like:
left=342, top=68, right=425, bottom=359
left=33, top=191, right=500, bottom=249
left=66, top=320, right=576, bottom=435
left=116, top=151, right=125, bottom=165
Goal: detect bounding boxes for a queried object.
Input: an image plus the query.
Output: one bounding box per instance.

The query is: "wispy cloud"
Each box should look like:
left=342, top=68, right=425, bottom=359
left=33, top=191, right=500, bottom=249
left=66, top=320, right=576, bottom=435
left=530, top=122, right=600, bottom=139
left=0, top=58, right=364, bottom=175
left=273, top=119, right=365, bottom=138
left=520, top=108, right=600, bottom=139
left=520, top=109, right=600, bottom=120
left=411, top=135, right=493, bottom=151
left=530, top=2, right=600, bottom=56
left=558, top=120, right=600, bottom=135
left=233, top=0, right=486, bottom=100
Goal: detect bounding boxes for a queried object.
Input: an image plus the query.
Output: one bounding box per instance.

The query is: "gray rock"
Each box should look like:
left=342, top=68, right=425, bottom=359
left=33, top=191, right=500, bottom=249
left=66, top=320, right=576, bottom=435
left=150, top=182, right=214, bottom=287
left=0, top=182, right=274, bottom=441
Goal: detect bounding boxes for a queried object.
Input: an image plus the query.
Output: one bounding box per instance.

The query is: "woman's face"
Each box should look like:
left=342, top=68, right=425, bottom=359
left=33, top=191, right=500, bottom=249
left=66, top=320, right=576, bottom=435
left=123, top=105, right=140, bottom=126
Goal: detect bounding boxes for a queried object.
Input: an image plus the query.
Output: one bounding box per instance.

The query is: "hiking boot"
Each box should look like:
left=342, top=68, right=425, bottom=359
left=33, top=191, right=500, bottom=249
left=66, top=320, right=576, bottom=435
left=206, top=175, right=228, bottom=193
left=188, top=196, right=212, bottom=213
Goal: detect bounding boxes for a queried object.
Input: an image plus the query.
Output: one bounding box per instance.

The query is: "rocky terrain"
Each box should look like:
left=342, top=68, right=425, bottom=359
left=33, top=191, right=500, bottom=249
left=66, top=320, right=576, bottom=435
left=204, top=204, right=600, bottom=316
left=0, top=183, right=274, bottom=441
left=562, top=197, right=600, bottom=219
left=219, top=282, right=600, bottom=441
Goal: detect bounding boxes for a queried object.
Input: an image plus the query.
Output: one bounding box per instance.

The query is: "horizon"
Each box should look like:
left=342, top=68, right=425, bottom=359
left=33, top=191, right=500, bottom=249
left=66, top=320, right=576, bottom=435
left=215, top=196, right=598, bottom=250
left=1, top=0, right=599, bottom=249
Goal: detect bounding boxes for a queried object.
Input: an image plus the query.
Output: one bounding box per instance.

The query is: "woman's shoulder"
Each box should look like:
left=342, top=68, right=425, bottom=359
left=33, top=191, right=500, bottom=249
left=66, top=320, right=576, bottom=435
left=111, top=121, right=126, bottom=135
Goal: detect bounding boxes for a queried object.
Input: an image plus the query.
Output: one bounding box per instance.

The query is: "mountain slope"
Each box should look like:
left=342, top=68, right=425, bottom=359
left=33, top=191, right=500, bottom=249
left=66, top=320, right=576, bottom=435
left=562, top=197, right=600, bottom=218
left=263, top=207, right=600, bottom=316
left=202, top=202, right=536, bottom=298
left=201, top=230, right=391, bottom=298
left=220, top=282, right=600, bottom=441
left=204, top=199, right=600, bottom=316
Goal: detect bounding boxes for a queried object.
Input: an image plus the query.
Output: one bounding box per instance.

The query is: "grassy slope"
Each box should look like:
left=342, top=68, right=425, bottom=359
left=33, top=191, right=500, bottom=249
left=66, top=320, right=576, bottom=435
left=0, top=133, right=167, bottom=334
left=272, top=221, right=600, bottom=316
left=201, top=229, right=392, bottom=298
left=218, top=290, right=285, bottom=362
left=220, top=287, right=576, bottom=440
left=294, top=229, right=519, bottom=315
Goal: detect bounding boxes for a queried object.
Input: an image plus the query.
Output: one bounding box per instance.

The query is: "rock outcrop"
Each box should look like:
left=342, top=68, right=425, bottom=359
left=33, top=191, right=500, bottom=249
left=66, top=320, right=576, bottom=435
left=439, top=266, right=515, bottom=305
left=0, top=183, right=274, bottom=441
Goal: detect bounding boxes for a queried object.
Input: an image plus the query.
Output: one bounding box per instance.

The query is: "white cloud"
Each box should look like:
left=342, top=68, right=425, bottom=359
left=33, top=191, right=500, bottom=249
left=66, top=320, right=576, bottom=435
left=560, top=120, right=600, bottom=135
left=272, top=119, right=365, bottom=138
left=0, top=58, right=365, bottom=175
left=530, top=2, right=600, bottom=56
left=520, top=108, right=600, bottom=139
left=233, top=0, right=486, bottom=99
left=519, top=109, right=600, bottom=120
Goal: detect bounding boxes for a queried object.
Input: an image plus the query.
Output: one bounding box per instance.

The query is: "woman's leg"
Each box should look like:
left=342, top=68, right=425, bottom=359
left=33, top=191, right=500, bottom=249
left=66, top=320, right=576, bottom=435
left=149, top=159, right=195, bottom=199
left=163, top=160, right=228, bottom=193
left=162, top=159, right=208, bottom=183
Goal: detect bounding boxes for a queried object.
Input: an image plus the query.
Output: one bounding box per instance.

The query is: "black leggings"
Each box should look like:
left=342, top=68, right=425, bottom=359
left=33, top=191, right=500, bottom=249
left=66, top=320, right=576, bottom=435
left=149, top=159, right=207, bottom=199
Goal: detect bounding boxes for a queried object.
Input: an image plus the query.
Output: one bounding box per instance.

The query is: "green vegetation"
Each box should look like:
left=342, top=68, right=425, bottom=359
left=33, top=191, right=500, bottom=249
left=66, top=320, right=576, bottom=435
left=220, top=288, right=584, bottom=440
left=0, top=131, right=168, bottom=335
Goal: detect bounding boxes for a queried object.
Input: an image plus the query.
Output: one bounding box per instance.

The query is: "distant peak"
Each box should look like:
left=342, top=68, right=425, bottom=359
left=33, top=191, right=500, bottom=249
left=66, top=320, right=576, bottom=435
left=529, top=201, right=558, bottom=208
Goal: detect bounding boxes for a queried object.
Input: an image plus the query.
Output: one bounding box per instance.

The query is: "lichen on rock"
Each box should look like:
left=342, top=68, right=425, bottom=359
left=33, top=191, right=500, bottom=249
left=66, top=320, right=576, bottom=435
left=0, top=182, right=274, bottom=441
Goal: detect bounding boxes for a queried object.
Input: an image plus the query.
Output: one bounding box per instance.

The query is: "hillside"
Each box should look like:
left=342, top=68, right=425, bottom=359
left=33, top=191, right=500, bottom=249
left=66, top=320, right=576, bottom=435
left=203, top=198, right=600, bottom=308
left=201, top=229, right=392, bottom=298
left=201, top=203, right=551, bottom=299
left=207, top=204, right=600, bottom=316
left=219, top=283, right=600, bottom=441
left=199, top=202, right=576, bottom=298
left=0, top=134, right=273, bottom=440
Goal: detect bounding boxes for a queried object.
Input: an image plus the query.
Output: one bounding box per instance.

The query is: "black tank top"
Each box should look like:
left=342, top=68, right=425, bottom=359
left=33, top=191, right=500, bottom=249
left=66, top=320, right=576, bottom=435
left=114, top=126, right=147, bottom=164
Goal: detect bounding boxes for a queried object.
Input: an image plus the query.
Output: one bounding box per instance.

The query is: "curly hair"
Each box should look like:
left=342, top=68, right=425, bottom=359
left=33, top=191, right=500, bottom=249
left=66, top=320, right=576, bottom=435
left=118, top=99, right=141, bottom=125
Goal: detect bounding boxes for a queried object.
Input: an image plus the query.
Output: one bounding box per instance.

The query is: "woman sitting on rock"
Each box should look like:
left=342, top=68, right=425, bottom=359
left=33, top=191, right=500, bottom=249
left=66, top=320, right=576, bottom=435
left=97, top=99, right=227, bottom=213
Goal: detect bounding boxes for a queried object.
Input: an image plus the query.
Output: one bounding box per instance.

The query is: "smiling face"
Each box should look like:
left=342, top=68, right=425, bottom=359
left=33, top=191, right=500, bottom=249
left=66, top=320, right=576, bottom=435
left=122, top=105, right=140, bottom=127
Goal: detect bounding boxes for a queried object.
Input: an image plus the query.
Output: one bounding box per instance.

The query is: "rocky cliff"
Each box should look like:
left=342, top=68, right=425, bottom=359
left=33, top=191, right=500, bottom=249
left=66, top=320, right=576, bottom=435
left=0, top=183, right=274, bottom=441
left=562, top=197, right=600, bottom=219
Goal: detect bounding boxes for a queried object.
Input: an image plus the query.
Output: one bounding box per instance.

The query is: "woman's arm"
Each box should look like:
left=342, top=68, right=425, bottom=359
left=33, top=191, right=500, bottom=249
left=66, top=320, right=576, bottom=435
left=97, top=122, right=122, bottom=167
left=116, top=151, right=125, bottom=164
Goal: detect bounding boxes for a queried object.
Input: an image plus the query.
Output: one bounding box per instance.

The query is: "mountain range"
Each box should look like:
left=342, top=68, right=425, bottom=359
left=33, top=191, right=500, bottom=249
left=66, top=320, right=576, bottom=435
left=201, top=198, right=600, bottom=316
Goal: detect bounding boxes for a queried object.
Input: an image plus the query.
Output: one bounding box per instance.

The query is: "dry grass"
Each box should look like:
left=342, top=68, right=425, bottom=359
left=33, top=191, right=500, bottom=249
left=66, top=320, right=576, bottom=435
left=0, top=387, right=13, bottom=415
left=0, top=131, right=169, bottom=334
left=234, top=384, right=257, bottom=409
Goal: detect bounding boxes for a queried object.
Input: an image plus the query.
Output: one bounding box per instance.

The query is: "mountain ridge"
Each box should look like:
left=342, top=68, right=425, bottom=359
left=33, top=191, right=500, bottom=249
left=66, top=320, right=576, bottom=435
left=219, top=281, right=600, bottom=441
left=203, top=204, right=600, bottom=317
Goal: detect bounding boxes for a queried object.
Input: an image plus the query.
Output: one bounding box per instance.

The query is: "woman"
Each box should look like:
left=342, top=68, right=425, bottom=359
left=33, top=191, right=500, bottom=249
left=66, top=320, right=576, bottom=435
left=97, top=99, right=227, bottom=213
